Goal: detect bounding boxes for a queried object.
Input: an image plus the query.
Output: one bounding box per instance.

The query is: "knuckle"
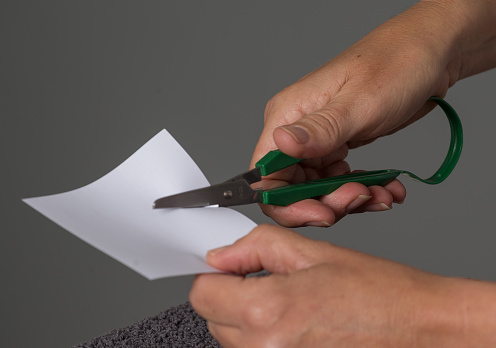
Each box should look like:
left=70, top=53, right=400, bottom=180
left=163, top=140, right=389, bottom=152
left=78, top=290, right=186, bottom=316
left=304, top=106, right=349, bottom=144
left=264, top=87, right=304, bottom=125
left=252, top=223, right=280, bottom=240
left=264, top=97, right=278, bottom=122
left=248, top=224, right=269, bottom=241
left=325, top=160, right=351, bottom=177
left=336, top=143, right=350, bottom=159
left=242, top=295, right=282, bottom=329
left=335, top=159, right=351, bottom=174
left=188, top=282, right=201, bottom=308
left=264, top=91, right=289, bottom=122
left=188, top=276, right=207, bottom=309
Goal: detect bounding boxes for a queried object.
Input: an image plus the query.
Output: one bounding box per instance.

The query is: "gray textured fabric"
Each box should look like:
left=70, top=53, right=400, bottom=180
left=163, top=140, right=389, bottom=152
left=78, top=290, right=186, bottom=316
left=74, top=302, right=221, bottom=348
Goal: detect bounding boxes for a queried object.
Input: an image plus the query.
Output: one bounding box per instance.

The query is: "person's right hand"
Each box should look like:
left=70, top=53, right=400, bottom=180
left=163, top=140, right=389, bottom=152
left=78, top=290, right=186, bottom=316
left=250, top=0, right=479, bottom=227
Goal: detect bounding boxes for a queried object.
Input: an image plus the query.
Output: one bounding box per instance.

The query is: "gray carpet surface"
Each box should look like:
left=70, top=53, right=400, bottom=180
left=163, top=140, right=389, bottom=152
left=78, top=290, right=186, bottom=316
left=73, top=302, right=221, bottom=348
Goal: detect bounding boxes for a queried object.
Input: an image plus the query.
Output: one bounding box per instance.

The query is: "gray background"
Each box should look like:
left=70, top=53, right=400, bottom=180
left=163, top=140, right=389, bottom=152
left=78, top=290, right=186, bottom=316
left=1, top=1, right=495, bottom=347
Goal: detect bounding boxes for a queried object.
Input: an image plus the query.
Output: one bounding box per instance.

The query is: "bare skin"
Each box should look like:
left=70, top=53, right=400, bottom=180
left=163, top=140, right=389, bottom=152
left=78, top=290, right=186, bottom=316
left=250, top=0, right=496, bottom=227
left=191, top=225, right=496, bottom=348
left=191, top=0, right=496, bottom=346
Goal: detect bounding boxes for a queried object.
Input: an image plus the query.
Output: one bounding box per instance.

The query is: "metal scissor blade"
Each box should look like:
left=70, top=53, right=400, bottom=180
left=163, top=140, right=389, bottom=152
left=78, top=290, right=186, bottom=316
left=224, top=167, right=261, bottom=184
left=153, top=180, right=261, bottom=209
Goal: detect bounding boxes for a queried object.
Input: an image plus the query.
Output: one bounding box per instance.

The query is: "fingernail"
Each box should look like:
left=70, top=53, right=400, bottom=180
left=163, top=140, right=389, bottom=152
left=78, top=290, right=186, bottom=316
left=366, top=203, right=392, bottom=212
left=305, top=221, right=332, bottom=228
left=280, top=125, right=310, bottom=144
left=345, top=195, right=372, bottom=213
left=207, top=246, right=228, bottom=257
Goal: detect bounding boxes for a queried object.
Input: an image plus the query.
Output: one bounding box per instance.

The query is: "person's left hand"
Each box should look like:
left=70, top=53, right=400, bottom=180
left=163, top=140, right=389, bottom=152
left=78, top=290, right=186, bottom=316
left=190, top=224, right=464, bottom=348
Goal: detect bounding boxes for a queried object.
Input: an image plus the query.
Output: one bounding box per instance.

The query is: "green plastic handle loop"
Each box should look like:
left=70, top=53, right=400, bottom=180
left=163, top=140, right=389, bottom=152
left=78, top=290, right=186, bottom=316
left=399, top=96, right=463, bottom=184
left=258, top=97, right=463, bottom=206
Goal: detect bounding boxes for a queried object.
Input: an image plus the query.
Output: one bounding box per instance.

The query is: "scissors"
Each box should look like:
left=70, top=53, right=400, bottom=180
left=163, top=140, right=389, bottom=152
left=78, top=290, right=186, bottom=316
left=153, top=97, right=462, bottom=209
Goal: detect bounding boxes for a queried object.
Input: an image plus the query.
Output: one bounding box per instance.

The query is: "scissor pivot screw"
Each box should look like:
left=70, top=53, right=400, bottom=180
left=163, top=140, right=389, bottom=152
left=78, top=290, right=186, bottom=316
left=224, top=190, right=233, bottom=199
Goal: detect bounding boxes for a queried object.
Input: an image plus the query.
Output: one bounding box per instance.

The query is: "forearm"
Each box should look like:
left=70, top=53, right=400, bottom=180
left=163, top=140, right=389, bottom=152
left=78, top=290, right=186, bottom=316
left=454, top=277, right=496, bottom=346
left=416, top=276, right=496, bottom=346
left=420, top=0, right=496, bottom=81
left=362, top=0, right=496, bottom=88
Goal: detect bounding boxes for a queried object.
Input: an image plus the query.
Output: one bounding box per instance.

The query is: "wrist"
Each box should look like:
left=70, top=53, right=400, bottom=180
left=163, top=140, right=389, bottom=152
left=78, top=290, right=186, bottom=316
left=413, top=276, right=496, bottom=346
left=419, top=0, right=496, bottom=81
left=355, top=0, right=466, bottom=96
left=452, top=277, right=496, bottom=345
left=378, top=0, right=496, bottom=89
left=387, top=0, right=467, bottom=88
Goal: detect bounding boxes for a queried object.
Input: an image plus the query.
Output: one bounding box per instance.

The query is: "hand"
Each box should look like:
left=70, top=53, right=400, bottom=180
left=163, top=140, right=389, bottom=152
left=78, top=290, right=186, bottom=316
left=190, top=224, right=496, bottom=348
left=250, top=1, right=468, bottom=227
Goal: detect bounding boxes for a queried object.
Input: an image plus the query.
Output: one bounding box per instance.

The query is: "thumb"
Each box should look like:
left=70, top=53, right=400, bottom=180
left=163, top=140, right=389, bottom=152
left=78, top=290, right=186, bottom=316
left=273, top=96, right=358, bottom=159
left=206, top=224, right=328, bottom=275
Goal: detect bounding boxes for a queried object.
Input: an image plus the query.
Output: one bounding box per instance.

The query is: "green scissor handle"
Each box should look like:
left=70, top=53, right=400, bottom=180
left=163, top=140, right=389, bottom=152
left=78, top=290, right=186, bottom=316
left=255, top=97, right=463, bottom=206
left=255, top=150, right=303, bottom=176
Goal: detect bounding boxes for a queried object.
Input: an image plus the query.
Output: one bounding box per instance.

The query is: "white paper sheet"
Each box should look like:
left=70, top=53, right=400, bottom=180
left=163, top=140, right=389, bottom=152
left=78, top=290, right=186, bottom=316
left=23, top=130, right=257, bottom=280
